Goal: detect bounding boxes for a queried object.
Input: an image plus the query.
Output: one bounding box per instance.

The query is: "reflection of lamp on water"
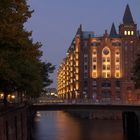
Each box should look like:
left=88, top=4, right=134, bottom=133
left=11, top=95, right=15, bottom=99
left=0, top=93, right=4, bottom=98
left=7, top=94, right=16, bottom=102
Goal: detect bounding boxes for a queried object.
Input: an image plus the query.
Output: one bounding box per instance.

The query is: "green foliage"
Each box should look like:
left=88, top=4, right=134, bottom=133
left=41, top=62, right=55, bottom=87
left=0, top=0, right=55, bottom=98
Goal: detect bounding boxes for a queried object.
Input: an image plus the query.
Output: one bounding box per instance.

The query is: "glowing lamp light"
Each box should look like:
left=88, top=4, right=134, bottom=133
left=0, top=93, right=4, bottom=98
left=11, top=95, right=15, bottom=99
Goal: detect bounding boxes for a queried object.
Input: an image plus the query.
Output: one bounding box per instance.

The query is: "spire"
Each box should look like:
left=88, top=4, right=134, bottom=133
left=76, top=24, right=82, bottom=35
left=110, top=23, right=117, bottom=37
left=123, top=4, right=134, bottom=24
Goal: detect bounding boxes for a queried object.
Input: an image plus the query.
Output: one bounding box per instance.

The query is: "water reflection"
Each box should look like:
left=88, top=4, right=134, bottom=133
left=32, top=111, right=124, bottom=140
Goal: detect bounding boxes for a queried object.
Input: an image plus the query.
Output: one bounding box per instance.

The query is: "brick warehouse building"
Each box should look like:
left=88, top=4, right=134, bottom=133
left=57, top=4, right=140, bottom=103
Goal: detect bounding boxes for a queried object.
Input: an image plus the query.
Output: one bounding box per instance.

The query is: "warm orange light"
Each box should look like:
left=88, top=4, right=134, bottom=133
left=76, top=82, right=79, bottom=90
left=92, top=72, right=97, bottom=78
left=76, top=61, right=79, bottom=66
left=0, top=93, right=4, bottom=98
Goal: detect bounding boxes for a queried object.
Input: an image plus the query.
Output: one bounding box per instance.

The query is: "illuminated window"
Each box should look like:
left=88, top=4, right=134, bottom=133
left=76, top=75, right=79, bottom=80
left=93, top=58, right=96, bottom=62
left=76, top=54, right=78, bottom=59
left=76, top=82, right=79, bottom=90
left=102, top=47, right=111, bottom=78
left=131, top=31, right=134, bottom=35
left=92, top=49, right=97, bottom=78
left=76, top=68, right=79, bottom=73
left=76, top=61, right=79, bottom=66
left=107, top=65, right=110, bottom=70
left=102, top=58, right=105, bottom=62
left=76, top=47, right=79, bottom=52
left=92, top=72, right=97, bottom=78
left=102, top=72, right=106, bottom=78
left=107, top=73, right=111, bottom=78
left=115, top=72, right=120, bottom=78
left=115, top=49, right=121, bottom=78
left=116, top=65, right=120, bottom=70
left=107, top=57, right=110, bottom=62
left=103, top=65, right=106, bottom=70
left=116, top=58, right=120, bottom=62
left=116, top=51, right=120, bottom=55
left=124, top=31, right=127, bottom=35
left=128, top=31, right=130, bottom=35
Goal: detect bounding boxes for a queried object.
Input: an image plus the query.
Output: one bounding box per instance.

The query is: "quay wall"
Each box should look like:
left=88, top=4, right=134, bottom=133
left=0, top=105, right=32, bottom=140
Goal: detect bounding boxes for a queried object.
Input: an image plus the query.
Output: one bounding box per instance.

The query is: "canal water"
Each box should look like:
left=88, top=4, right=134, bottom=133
left=32, top=111, right=124, bottom=140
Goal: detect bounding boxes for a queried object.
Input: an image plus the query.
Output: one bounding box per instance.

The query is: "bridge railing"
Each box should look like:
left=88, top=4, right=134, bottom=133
left=33, top=98, right=140, bottom=106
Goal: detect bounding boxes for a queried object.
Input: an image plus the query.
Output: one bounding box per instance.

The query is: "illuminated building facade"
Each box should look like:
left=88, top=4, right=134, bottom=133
left=57, top=5, right=140, bottom=103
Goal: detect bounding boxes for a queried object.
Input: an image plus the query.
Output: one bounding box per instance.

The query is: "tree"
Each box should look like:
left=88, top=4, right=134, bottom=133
left=41, top=62, right=55, bottom=93
left=0, top=0, right=55, bottom=103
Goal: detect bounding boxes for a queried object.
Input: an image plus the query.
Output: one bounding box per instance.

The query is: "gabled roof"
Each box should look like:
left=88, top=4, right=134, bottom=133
left=123, top=4, right=134, bottom=24
left=110, top=23, right=117, bottom=37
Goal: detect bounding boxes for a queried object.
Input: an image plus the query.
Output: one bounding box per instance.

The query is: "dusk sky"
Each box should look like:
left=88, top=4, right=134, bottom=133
left=25, top=0, right=140, bottom=88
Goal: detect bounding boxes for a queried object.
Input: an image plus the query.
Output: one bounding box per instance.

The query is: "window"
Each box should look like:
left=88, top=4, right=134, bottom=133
left=124, top=31, right=127, bottom=35
left=107, top=57, right=110, bottom=62
left=93, top=58, right=96, bottom=62
left=102, top=72, right=106, bottom=78
left=102, top=47, right=111, bottom=78
left=131, top=31, right=134, bottom=35
left=116, top=72, right=120, bottom=78
left=84, top=73, right=88, bottom=78
left=116, top=51, right=120, bottom=55
left=91, top=42, right=100, bottom=46
left=116, top=58, right=120, bottom=62
left=107, top=73, right=111, bottom=78
left=92, top=72, right=97, bottom=78
left=107, top=65, right=110, bottom=70
left=84, top=57, right=88, bottom=62
left=102, top=90, right=111, bottom=98
left=103, top=58, right=106, bottom=62
left=84, top=65, right=88, bottom=70
left=116, top=65, right=120, bottom=70
left=93, top=51, right=96, bottom=55
left=84, top=81, right=87, bottom=86
left=112, top=42, right=121, bottom=46
left=93, top=80, right=97, bottom=87
left=116, top=81, right=120, bottom=88
left=128, top=31, right=130, bottom=35
left=115, top=49, right=121, bottom=78
left=102, top=81, right=111, bottom=88
left=93, top=65, right=96, bottom=70
left=102, top=65, right=106, bottom=70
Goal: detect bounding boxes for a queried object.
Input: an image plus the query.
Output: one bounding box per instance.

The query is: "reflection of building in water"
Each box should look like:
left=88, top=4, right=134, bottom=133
left=57, top=4, right=140, bottom=103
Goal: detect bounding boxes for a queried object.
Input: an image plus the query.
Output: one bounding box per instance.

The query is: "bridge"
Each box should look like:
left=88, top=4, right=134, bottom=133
left=31, top=103, right=140, bottom=139
left=32, top=103, right=140, bottom=111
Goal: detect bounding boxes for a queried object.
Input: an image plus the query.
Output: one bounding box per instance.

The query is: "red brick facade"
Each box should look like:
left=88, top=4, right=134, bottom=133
left=57, top=5, right=140, bottom=103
